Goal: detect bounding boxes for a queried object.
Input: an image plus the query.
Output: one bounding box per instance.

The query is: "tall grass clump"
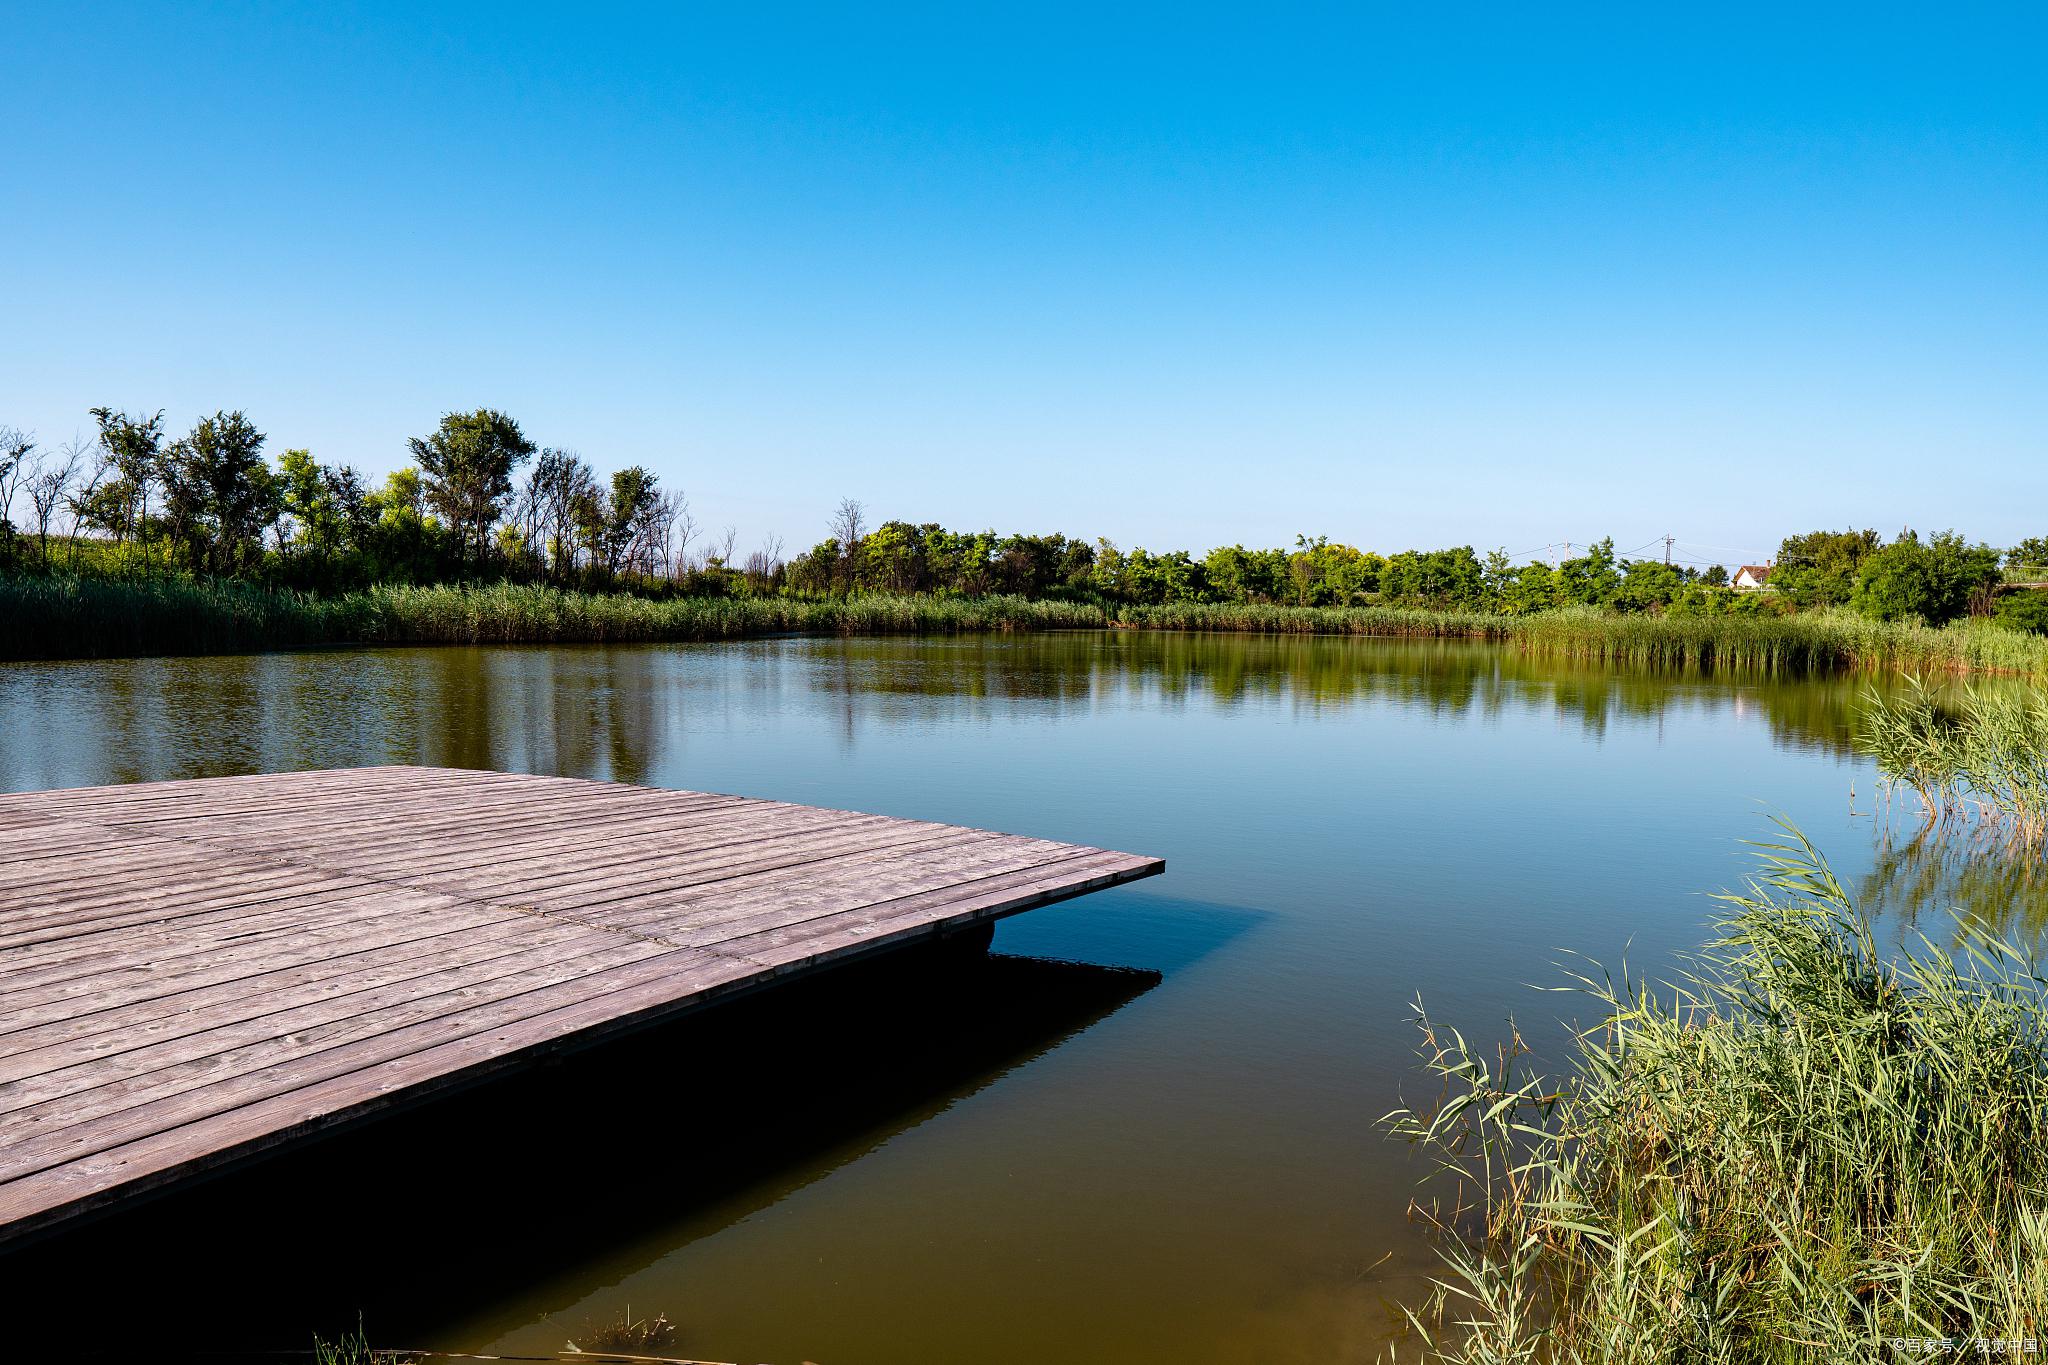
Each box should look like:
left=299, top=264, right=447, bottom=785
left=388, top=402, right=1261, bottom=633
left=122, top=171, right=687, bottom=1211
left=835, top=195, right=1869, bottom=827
left=310, top=1320, right=419, bottom=1365
left=1385, top=823, right=2048, bottom=1363
left=0, top=573, right=375, bottom=660
left=11, top=571, right=2048, bottom=676
left=0, top=577, right=1113, bottom=660
left=1512, top=608, right=2048, bottom=679
left=1112, top=601, right=1514, bottom=639
left=356, top=584, right=1107, bottom=643
left=1511, top=606, right=1880, bottom=675
left=1859, top=680, right=2048, bottom=841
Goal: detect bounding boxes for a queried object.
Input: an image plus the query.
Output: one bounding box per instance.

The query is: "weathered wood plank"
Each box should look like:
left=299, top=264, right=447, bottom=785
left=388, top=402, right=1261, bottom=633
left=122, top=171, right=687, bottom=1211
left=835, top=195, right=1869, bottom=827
left=0, top=949, right=764, bottom=1238
left=0, top=765, right=1162, bottom=1241
left=0, top=914, right=586, bottom=1067
left=0, top=932, right=659, bottom=1127
left=0, top=887, right=453, bottom=984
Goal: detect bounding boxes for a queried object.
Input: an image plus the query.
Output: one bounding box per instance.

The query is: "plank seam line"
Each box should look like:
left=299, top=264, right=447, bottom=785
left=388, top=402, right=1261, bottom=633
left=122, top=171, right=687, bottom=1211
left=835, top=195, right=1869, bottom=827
left=38, top=798, right=1089, bottom=959
left=42, top=810, right=703, bottom=952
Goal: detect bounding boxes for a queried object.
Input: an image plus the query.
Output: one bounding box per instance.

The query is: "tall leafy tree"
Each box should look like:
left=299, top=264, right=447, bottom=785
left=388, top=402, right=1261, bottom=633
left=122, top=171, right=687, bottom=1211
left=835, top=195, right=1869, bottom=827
left=2007, top=537, right=2048, bottom=574
left=604, top=465, right=661, bottom=574
left=87, top=407, right=167, bottom=549
left=1555, top=538, right=1622, bottom=606
left=519, top=448, right=599, bottom=577
left=407, top=409, right=536, bottom=566
left=1772, top=528, right=1881, bottom=607
left=1851, top=530, right=2002, bottom=624
left=161, top=411, right=278, bottom=576
left=277, top=448, right=339, bottom=559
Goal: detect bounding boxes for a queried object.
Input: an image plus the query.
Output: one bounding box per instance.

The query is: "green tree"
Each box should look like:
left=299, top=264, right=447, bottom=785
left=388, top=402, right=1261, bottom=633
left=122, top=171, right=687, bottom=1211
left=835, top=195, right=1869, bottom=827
left=993, top=532, right=1091, bottom=597
left=931, top=527, right=998, bottom=594
left=587, top=465, right=661, bottom=575
left=71, top=480, right=137, bottom=542
left=407, top=409, right=536, bottom=566
left=1285, top=536, right=1379, bottom=606
left=1993, top=590, right=2048, bottom=635
left=375, top=467, right=427, bottom=525
left=1119, top=547, right=1206, bottom=604
left=272, top=450, right=376, bottom=585
left=160, top=411, right=278, bottom=576
left=1850, top=530, right=2002, bottom=624
left=2007, top=538, right=2048, bottom=576
left=1380, top=546, right=1484, bottom=608
left=519, top=448, right=599, bottom=578
left=355, top=467, right=450, bottom=583
left=1203, top=544, right=1291, bottom=603
left=1496, top=561, right=1560, bottom=614
left=1772, top=528, right=1880, bottom=607
left=276, top=449, right=337, bottom=559
left=1615, top=558, right=1686, bottom=611
left=860, top=520, right=929, bottom=593
left=1555, top=538, right=1622, bottom=606
left=87, top=407, right=166, bottom=550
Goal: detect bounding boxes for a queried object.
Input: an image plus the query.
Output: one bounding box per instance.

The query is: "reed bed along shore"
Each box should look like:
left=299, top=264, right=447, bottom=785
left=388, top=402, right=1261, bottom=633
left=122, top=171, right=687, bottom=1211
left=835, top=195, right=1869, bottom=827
left=7, top=574, right=2048, bottom=677
left=0, top=577, right=1105, bottom=660
left=1386, top=826, right=2048, bottom=1363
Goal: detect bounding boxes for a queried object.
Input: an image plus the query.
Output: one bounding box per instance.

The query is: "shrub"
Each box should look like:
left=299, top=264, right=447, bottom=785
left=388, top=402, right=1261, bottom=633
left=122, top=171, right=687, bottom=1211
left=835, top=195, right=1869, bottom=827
left=1993, top=590, right=2048, bottom=636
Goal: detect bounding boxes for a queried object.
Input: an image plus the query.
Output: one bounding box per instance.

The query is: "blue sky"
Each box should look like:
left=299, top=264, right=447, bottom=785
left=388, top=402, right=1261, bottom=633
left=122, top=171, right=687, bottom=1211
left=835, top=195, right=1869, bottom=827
left=4, top=3, right=2043, bottom=564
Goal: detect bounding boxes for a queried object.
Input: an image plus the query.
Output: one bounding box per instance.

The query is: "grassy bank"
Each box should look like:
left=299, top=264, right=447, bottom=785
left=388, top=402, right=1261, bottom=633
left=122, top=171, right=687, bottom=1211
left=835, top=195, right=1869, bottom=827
left=1387, top=827, right=2048, bottom=1362
left=6, top=574, right=2048, bottom=676
left=0, top=576, right=1107, bottom=659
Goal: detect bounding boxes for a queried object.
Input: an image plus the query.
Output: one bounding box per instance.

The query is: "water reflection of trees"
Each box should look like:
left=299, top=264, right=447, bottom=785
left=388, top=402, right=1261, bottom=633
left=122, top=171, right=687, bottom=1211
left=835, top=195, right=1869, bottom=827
left=785, top=632, right=1878, bottom=756
left=1859, top=821, right=2048, bottom=942
left=4, top=633, right=1913, bottom=787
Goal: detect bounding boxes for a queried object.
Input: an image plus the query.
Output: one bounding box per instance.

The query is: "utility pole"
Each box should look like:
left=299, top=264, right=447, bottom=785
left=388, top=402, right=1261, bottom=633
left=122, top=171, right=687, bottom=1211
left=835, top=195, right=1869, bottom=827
left=1663, top=534, right=1675, bottom=565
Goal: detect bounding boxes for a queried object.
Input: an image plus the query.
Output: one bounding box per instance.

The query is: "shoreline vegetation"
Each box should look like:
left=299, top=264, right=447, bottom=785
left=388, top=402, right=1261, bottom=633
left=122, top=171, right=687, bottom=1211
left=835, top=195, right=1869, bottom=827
left=6, top=407, right=2048, bottom=671
left=1386, top=825, right=2048, bottom=1361
left=10, top=573, right=2048, bottom=675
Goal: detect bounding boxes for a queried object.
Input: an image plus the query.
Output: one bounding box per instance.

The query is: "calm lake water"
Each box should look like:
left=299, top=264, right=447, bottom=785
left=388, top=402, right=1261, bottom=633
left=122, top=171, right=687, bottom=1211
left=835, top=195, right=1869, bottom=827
left=1, top=632, right=2034, bottom=1361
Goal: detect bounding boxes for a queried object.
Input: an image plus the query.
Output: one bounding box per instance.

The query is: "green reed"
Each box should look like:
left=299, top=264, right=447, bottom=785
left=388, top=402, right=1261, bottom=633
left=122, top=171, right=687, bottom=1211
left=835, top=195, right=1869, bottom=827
left=1384, top=823, right=2048, bottom=1364
left=1110, top=601, right=1514, bottom=638
left=0, top=577, right=1113, bottom=659
left=1858, top=680, right=2048, bottom=842
left=9, top=574, right=2048, bottom=675
left=1507, top=606, right=2048, bottom=677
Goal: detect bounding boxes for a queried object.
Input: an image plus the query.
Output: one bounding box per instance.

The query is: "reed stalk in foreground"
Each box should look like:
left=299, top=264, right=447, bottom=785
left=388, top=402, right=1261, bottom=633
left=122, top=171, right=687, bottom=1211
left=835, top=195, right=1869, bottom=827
left=1384, top=823, right=2048, bottom=1364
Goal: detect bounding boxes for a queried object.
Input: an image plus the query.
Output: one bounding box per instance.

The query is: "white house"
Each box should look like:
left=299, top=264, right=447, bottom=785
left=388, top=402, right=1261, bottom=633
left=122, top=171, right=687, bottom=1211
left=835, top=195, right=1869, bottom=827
left=1731, top=564, right=1773, bottom=591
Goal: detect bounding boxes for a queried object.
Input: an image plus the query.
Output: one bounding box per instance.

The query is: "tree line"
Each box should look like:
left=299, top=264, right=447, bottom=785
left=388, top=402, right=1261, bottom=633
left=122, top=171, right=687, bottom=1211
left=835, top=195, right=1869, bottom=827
left=0, top=408, right=768, bottom=594
left=786, top=513, right=2043, bottom=629
left=3, top=407, right=2044, bottom=631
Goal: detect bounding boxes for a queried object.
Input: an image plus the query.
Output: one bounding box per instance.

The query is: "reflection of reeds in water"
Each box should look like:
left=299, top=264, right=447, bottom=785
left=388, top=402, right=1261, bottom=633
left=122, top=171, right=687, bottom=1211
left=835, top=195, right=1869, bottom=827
left=1861, top=822, right=2048, bottom=942
left=1857, top=679, right=2048, bottom=844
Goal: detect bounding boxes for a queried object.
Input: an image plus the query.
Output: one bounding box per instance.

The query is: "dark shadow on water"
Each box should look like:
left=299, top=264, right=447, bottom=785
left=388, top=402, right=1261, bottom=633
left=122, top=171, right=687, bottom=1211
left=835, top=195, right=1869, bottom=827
left=1, top=945, right=1161, bottom=1354
left=995, top=893, right=1267, bottom=977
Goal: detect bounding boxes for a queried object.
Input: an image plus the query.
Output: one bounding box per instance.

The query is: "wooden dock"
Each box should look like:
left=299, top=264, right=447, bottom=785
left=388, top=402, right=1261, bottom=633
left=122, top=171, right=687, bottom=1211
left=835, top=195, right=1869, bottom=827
left=0, top=766, right=1161, bottom=1244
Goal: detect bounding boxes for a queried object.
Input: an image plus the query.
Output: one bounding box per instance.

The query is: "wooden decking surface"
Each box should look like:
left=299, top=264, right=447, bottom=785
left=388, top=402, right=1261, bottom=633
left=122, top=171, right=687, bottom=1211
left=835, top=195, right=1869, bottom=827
left=0, top=766, right=1161, bottom=1244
